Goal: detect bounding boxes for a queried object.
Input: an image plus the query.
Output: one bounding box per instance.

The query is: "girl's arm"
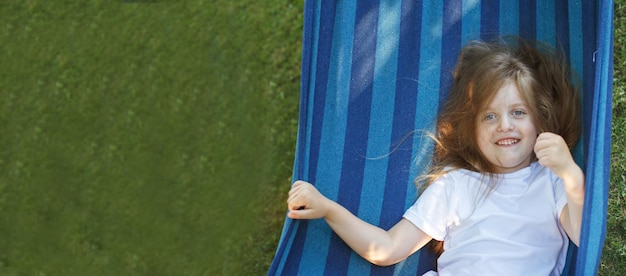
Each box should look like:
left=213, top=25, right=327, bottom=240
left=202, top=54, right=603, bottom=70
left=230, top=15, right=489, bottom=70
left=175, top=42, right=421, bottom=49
left=534, top=132, right=585, bottom=246
left=287, top=180, right=432, bottom=266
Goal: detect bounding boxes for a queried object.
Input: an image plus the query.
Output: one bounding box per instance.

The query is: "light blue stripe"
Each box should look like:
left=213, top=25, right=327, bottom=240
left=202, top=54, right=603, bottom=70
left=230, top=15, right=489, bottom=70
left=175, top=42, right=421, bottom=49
left=357, top=0, right=400, bottom=229
left=536, top=0, right=556, bottom=45
left=499, top=0, right=519, bottom=35
left=406, top=95, right=438, bottom=210
left=587, top=92, right=609, bottom=274
left=347, top=1, right=403, bottom=274
left=315, top=0, right=355, bottom=208
left=299, top=0, right=357, bottom=270
left=462, top=0, right=482, bottom=44
left=405, top=0, right=442, bottom=210
left=585, top=56, right=610, bottom=274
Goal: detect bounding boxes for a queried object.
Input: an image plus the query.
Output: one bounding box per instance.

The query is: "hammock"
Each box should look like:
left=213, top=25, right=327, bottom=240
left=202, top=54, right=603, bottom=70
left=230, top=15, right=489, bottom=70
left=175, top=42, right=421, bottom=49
left=269, top=0, right=613, bottom=275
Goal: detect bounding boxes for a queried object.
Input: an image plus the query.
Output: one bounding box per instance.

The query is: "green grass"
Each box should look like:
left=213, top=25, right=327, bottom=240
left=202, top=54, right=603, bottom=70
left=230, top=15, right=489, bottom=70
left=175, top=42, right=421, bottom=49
left=598, top=1, right=626, bottom=275
left=0, top=1, right=301, bottom=274
left=0, top=1, right=624, bottom=275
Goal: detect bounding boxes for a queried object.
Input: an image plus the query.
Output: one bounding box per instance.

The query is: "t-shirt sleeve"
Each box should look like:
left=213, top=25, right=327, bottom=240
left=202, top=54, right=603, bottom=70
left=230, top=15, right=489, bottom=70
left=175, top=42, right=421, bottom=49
left=403, top=176, right=452, bottom=241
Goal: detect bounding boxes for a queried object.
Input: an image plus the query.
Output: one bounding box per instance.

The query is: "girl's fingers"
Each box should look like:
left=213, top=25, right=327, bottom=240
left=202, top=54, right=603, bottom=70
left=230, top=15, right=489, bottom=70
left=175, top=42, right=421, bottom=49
left=287, top=191, right=304, bottom=210
left=288, top=209, right=313, bottom=219
left=286, top=180, right=328, bottom=220
left=287, top=180, right=313, bottom=211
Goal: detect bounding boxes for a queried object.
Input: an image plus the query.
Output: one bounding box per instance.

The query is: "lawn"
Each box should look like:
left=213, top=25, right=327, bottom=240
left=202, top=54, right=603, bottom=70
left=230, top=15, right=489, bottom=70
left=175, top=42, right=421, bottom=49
left=0, top=1, right=623, bottom=275
left=0, top=1, right=300, bottom=274
left=599, top=0, right=626, bottom=274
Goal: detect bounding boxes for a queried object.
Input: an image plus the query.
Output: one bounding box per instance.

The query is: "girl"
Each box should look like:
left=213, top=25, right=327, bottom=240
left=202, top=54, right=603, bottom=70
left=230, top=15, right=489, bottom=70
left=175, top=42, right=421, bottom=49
left=286, top=39, right=584, bottom=275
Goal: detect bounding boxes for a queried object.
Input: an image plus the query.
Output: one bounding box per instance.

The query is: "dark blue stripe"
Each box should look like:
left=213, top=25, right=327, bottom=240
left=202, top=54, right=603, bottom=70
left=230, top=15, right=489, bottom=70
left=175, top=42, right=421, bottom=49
left=560, top=2, right=581, bottom=273
left=480, top=0, right=500, bottom=41
left=580, top=0, right=595, bottom=158
left=307, top=0, right=337, bottom=186
left=578, top=0, right=594, bottom=270
left=578, top=0, right=602, bottom=274
left=278, top=221, right=308, bottom=276
left=324, top=1, right=379, bottom=274
left=518, top=0, right=536, bottom=40
left=296, top=0, right=317, bottom=187
left=555, top=0, right=570, bottom=58
left=380, top=0, right=423, bottom=231
left=555, top=1, right=584, bottom=270
left=562, top=241, right=578, bottom=275
left=439, top=0, right=462, bottom=105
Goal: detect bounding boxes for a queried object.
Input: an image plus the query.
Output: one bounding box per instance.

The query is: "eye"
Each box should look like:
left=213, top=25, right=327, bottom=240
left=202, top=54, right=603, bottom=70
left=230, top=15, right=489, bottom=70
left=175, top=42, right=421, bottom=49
left=511, top=109, right=527, bottom=118
left=483, top=113, right=497, bottom=121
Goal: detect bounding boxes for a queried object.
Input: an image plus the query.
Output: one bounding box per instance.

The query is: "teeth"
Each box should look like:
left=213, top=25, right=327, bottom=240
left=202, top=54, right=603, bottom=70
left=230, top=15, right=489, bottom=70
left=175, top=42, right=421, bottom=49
left=497, top=139, right=519, bottom=145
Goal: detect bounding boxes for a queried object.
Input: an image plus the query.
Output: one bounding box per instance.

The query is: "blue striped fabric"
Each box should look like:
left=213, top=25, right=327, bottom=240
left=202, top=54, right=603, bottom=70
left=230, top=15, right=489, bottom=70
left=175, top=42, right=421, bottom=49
left=268, top=0, right=613, bottom=275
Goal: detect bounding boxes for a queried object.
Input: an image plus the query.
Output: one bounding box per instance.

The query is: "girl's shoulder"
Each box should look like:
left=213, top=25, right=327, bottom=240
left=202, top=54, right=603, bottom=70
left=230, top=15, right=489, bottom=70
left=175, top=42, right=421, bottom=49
left=433, top=162, right=561, bottom=190
left=428, top=167, right=485, bottom=191
left=437, top=166, right=485, bottom=182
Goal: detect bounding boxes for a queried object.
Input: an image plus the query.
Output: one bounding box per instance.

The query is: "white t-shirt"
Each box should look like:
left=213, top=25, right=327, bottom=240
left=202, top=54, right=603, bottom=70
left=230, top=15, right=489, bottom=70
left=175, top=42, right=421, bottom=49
left=403, top=162, right=569, bottom=276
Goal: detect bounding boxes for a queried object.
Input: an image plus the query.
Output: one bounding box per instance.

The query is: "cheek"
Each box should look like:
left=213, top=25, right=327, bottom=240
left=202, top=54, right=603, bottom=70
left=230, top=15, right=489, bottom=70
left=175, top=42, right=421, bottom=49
left=530, top=117, right=541, bottom=135
left=523, top=122, right=539, bottom=138
left=476, top=124, right=492, bottom=142
left=475, top=126, right=492, bottom=152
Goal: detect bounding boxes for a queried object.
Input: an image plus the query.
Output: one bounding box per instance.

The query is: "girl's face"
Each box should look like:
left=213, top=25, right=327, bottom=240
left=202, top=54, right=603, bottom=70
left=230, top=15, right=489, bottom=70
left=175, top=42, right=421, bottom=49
left=476, top=82, right=538, bottom=174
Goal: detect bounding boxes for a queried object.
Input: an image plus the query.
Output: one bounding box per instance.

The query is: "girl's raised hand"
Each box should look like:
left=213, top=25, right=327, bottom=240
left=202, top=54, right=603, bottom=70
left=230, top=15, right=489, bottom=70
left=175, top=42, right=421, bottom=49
left=534, top=132, right=574, bottom=178
left=287, top=180, right=332, bottom=220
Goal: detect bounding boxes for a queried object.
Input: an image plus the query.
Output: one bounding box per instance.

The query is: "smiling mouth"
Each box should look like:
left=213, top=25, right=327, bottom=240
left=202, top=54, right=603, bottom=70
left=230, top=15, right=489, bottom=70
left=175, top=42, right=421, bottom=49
left=496, top=138, right=520, bottom=146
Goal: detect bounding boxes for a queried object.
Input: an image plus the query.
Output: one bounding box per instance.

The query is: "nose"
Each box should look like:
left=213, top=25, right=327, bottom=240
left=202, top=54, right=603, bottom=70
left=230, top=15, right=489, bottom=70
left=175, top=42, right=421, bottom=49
left=497, top=116, right=514, bottom=131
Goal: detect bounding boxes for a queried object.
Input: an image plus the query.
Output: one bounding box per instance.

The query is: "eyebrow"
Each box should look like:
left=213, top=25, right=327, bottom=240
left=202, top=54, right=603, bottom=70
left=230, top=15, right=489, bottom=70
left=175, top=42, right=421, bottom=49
left=485, top=102, right=528, bottom=110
